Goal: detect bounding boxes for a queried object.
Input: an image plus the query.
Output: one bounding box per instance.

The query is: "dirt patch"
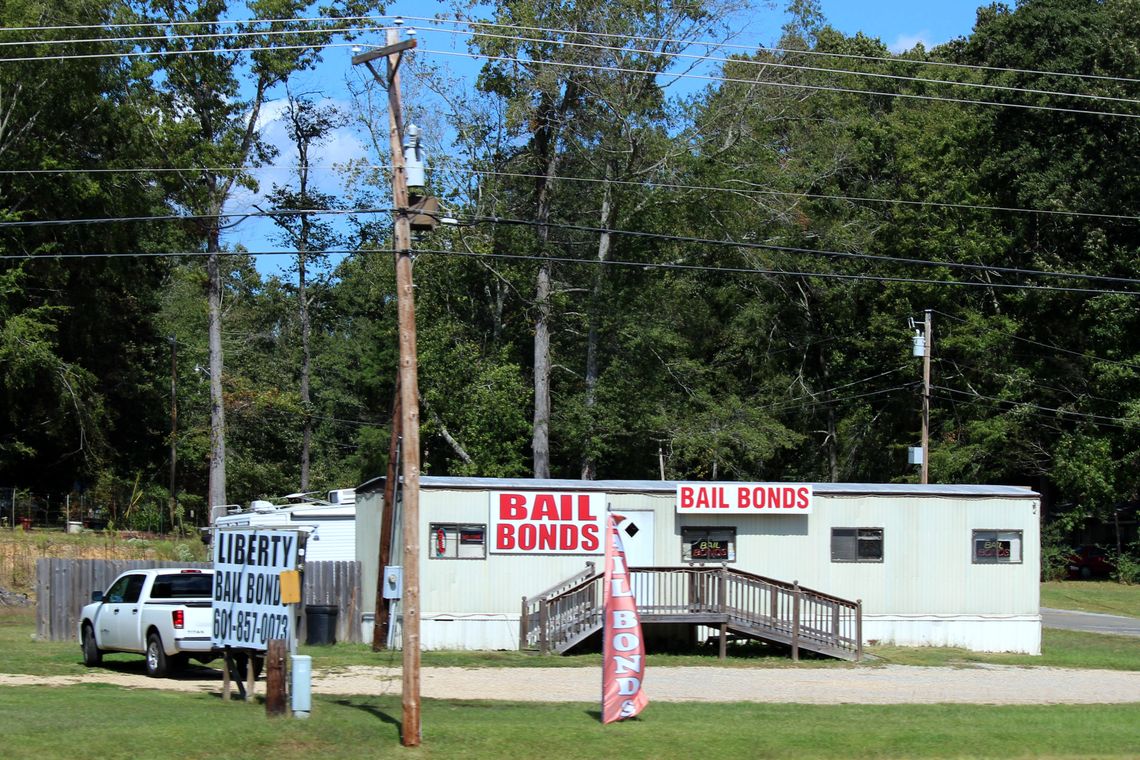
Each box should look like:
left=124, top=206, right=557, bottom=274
left=3, top=664, right=1138, bottom=705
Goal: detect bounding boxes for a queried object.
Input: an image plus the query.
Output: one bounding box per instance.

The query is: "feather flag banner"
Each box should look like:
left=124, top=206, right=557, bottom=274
left=601, top=514, right=648, bottom=724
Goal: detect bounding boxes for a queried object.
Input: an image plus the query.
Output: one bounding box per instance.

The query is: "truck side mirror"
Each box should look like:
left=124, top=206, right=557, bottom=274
left=90, top=591, right=103, bottom=603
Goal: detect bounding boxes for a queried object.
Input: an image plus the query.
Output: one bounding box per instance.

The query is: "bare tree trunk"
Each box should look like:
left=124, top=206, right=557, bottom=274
left=826, top=403, right=839, bottom=482
left=206, top=241, right=226, bottom=516
left=297, top=122, right=313, bottom=492
left=533, top=260, right=552, bottom=479
left=529, top=84, right=578, bottom=479
left=581, top=163, right=615, bottom=480
left=299, top=250, right=311, bottom=491
left=820, top=351, right=839, bottom=482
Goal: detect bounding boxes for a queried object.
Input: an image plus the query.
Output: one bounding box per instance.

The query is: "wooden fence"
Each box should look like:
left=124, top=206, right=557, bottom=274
left=35, top=559, right=362, bottom=644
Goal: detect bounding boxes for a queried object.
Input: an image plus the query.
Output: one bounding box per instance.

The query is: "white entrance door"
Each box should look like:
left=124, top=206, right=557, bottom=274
left=616, top=511, right=654, bottom=608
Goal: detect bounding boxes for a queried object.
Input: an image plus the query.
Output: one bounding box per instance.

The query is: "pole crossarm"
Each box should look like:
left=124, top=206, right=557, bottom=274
left=352, top=39, right=416, bottom=84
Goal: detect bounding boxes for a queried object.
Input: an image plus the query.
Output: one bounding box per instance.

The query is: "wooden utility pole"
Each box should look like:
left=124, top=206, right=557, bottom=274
left=373, top=381, right=401, bottom=651
left=352, top=28, right=422, bottom=748
left=921, top=309, right=932, bottom=485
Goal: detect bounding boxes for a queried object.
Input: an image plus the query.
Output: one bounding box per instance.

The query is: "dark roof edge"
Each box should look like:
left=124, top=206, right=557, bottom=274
left=356, top=476, right=1038, bottom=499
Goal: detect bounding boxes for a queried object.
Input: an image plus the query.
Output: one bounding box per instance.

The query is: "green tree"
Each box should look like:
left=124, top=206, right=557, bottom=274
left=133, top=0, right=383, bottom=512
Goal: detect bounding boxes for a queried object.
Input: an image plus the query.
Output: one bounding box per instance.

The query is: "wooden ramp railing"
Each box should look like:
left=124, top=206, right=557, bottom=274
left=520, top=566, right=862, bottom=661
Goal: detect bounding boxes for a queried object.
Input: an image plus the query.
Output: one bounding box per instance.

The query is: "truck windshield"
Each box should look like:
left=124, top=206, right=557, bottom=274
left=150, top=573, right=213, bottom=599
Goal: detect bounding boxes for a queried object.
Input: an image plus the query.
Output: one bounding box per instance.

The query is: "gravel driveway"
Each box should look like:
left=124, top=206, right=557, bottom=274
left=4, top=664, right=1139, bottom=705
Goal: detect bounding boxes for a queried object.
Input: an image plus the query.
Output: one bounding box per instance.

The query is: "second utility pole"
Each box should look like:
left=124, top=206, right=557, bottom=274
left=352, top=25, right=422, bottom=748
left=921, top=309, right=932, bottom=485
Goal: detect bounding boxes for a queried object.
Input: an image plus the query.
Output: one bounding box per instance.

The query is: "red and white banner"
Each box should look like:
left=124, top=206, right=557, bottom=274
left=602, top=514, right=648, bottom=724
left=676, top=483, right=813, bottom=513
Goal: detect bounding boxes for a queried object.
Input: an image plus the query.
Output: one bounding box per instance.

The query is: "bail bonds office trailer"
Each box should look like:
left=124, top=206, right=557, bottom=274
left=354, top=477, right=1041, bottom=657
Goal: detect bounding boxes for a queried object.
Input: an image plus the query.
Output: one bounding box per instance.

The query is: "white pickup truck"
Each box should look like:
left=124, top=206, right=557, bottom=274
left=78, top=568, right=217, bottom=677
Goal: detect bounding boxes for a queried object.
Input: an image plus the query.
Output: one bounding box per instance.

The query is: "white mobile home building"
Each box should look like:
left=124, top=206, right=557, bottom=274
left=354, top=477, right=1041, bottom=655
left=214, top=502, right=357, bottom=563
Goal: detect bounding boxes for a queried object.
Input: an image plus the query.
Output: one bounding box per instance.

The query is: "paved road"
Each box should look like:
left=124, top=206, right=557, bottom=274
left=1041, top=607, right=1140, bottom=637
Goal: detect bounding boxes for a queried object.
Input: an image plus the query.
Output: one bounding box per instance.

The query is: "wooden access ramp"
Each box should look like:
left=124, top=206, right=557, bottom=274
left=520, top=566, right=863, bottom=661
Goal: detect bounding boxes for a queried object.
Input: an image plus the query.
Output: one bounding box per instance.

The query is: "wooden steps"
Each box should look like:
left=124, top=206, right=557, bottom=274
left=521, top=566, right=862, bottom=661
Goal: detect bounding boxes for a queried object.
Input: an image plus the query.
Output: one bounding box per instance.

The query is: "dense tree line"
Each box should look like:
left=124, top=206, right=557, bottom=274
left=1, top=0, right=1137, bottom=563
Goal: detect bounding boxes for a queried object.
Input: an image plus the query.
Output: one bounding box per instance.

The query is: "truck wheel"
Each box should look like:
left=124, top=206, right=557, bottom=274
left=81, top=624, right=102, bottom=667
left=146, top=632, right=169, bottom=678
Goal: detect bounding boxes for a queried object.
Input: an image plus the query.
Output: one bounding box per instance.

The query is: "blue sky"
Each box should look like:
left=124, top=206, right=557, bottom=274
left=820, top=0, right=982, bottom=52
left=236, top=1, right=988, bottom=276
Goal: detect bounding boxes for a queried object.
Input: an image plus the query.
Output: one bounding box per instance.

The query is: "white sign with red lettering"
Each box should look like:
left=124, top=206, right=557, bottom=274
left=490, top=491, right=605, bottom=554
left=676, top=483, right=813, bottom=514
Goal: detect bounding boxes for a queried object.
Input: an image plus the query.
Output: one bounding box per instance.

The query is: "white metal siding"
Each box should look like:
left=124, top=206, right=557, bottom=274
left=357, top=479, right=1040, bottom=652
left=294, top=515, right=356, bottom=562
left=418, top=488, right=599, bottom=616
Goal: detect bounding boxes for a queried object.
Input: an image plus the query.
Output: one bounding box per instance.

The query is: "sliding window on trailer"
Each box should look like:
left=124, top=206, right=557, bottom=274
left=830, top=528, right=884, bottom=563
left=972, top=530, right=1022, bottom=564
left=429, top=523, right=487, bottom=559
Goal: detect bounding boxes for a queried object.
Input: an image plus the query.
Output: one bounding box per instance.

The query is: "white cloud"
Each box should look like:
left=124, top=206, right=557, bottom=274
left=888, top=31, right=933, bottom=54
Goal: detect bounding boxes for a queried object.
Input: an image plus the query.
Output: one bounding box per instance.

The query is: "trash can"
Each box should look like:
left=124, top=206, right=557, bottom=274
left=305, top=605, right=339, bottom=645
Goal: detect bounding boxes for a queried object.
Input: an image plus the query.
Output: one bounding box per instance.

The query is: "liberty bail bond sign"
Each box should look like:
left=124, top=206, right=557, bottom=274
left=676, top=483, right=814, bottom=513
left=490, top=491, right=605, bottom=554
left=211, top=529, right=300, bottom=650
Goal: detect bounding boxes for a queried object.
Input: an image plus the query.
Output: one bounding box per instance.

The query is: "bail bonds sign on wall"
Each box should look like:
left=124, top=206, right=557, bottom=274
left=211, top=528, right=301, bottom=650
left=676, top=483, right=813, bottom=513
left=490, top=491, right=605, bottom=554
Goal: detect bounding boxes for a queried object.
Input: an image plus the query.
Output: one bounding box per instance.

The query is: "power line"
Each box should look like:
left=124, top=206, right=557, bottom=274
left=763, top=383, right=915, bottom=415
left=931, top=309, right=1140, bottom=372
left=458, top=213, right=1140, bottom=289
left=0, top=14, right=392, bottom=34
left=932, top=357, right=1128, bottom=405
left=0, top=165, right=317, bottom=175
left=2, top=24, right=1134, bottom=118
left=406, top=24, right=1140, bottom=107
left=933, top=388, right=1133, bottom=432
left=6, top=12, right=1139, bottom=88
left=0, top=23, right=385, bottom=49
left=397, top=14, right=1140, bottom=88
left=0, top=207, right=374, bottom=228
left=417, top=247, right=1140, bottom=297
left=933, top=385, right=1137, bottom=426
left=6, top=206, right=1139, bottom=292
left=5, top=243, right=1138, bottom=296
left=0, top=39, right=361, bottom=63
left=461, top=170, right=1139, bottom=222
left=760, top=368, right=914, bottom=414
left=4, top=162, right=1136, bottom=222
left=419, top=46, right=1140, bottom=120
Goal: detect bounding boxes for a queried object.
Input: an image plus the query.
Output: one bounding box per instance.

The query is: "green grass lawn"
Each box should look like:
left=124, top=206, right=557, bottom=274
left=3, top=599, right=1139, bottom=760
left=0, top=685, right=1137, bottom=760
left=1041, top=581, right=1140, bottom=618
left=5, top=604, right=1140, bottom=676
